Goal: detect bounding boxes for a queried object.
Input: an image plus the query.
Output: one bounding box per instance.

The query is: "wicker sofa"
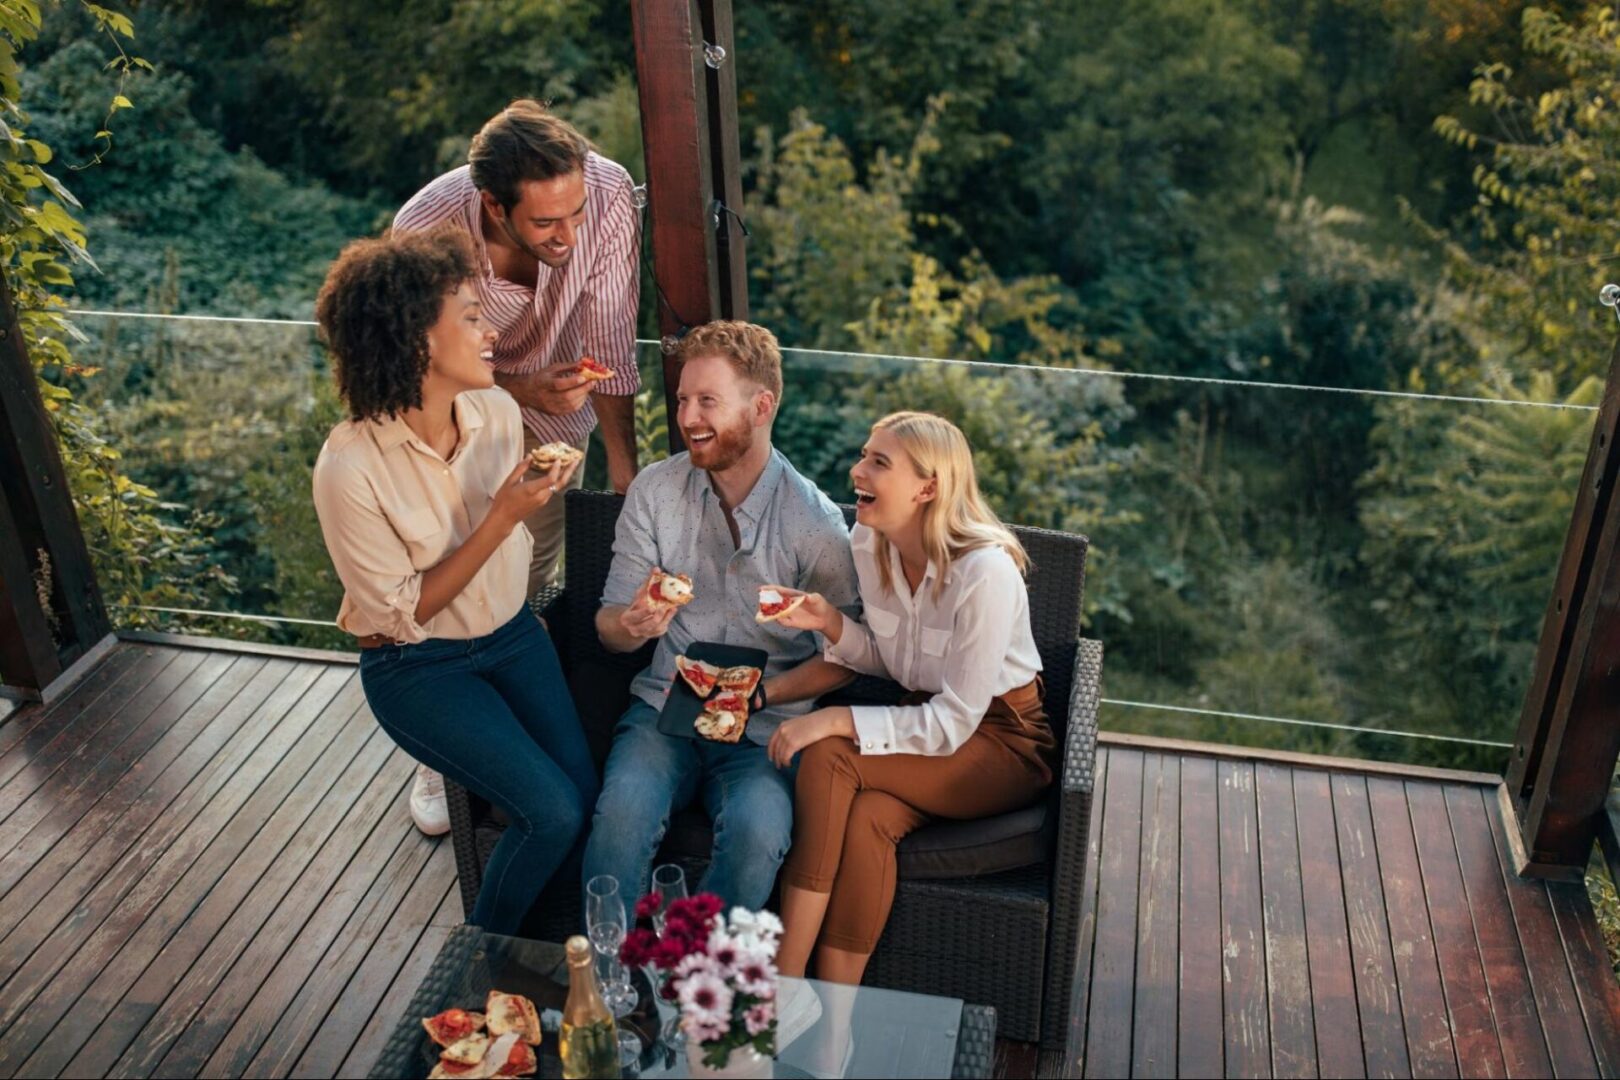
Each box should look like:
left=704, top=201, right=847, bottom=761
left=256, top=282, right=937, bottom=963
left=444, top=489, right=1103, bottom=1047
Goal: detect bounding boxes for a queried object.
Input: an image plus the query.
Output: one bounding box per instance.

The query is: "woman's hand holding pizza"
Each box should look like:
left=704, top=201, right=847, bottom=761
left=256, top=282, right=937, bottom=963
left=760, top=585, right=843, bottom=641
left=490, top=456, right=576, bottom=531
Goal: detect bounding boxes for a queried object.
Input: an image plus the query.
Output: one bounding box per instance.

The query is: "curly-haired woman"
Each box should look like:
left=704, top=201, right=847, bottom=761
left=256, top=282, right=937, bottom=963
left=311, top=227, right=595, bottom=933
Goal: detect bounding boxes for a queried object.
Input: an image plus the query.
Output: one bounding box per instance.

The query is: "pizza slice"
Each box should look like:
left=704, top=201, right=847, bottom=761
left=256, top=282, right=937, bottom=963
left=674, top=655, right=722, bottom=697
left=528, top=441, right=584, bottom=472
left=574, top=356, right=616, bottom=382
left=484, top=990, right=542, bottom=1045
left=716, top=665, right=762, bottom=697
left=429, top=1060, right=481, bottom=1080
left=422, top=1008, right=486, bottom=1048
left=492, top=1037, right=539, bottom=1078
left=440, top=1031, right=492, bottom=1066
left=695, top=690, right=749, bottom=744
left=646, top=568, right=695, bottom=609
left=755, top=587, right=807, bottom=624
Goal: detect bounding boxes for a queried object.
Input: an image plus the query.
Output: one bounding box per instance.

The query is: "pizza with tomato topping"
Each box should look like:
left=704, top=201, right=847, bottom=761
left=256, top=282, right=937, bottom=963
left=646, top=568, right=694, bottom=609
left=485, top=990, right=542, bottom=1045
left=575, top=356, right=615, bottom=382
left=695, top=690, right=749, bottom=743
left=675, top=655, right=722, bottom=696
left=422, top=1008, right=486, bottom=1048
left=716, top=665, right=762, bottom=696
left=755, top=587, right=806, bottom=624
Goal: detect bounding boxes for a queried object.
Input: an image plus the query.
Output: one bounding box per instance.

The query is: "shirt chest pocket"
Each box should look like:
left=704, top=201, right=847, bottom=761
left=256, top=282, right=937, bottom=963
left=865, top=605, right=902, bottom=639
left=920, top=627, right=953, bottom=656
left=385, top=507, right=447, bottom=570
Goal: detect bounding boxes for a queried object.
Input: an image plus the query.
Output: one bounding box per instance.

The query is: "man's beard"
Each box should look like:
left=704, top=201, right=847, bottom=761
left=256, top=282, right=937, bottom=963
left=499, top=214, right=572, bottom=267
left=685, top=413, right=754, bottom=472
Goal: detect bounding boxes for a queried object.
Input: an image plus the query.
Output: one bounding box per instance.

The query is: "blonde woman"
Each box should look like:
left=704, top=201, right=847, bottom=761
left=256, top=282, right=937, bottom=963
left=763, top=411, right=1056, bottom=985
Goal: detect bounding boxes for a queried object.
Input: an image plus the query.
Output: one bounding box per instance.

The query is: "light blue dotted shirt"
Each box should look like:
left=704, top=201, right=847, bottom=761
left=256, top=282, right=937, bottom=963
left=601, top=448, right=860, bottom=742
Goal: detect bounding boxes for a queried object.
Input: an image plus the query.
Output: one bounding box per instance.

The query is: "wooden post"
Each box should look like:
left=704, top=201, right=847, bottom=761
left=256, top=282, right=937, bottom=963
left=0, top=274, right=112, bottom=700
left=630, top=0, right=748, bottom=453
left=1505, top=333, right=1620, bottom=878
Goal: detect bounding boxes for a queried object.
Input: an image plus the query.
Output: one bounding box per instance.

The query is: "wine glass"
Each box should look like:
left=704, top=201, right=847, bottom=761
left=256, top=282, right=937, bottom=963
left=585, top=875, right=639, bottom=1017
left=650, top=863, right=688, bottom=932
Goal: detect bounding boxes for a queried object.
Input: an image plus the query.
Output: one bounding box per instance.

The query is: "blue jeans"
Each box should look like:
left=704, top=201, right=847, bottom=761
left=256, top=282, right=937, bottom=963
left=359, top=611, right=598, bottom=934
left=583, top=700, right=794, bottom=910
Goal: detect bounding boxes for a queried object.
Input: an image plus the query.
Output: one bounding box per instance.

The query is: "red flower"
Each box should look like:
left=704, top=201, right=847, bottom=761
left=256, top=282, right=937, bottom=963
left=664, top=892, right=723, bottom=937
left=634, top=891, right=663, bottom=922
left=620, top=927, right=657, bottom=967
left=652, top=933, right=696, bottom=969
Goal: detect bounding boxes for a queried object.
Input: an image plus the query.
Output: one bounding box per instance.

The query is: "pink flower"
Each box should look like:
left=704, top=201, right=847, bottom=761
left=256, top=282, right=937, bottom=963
left=678, top=970, right=734, bottom=1034
left=744, top=1001, right=775, bottom=1037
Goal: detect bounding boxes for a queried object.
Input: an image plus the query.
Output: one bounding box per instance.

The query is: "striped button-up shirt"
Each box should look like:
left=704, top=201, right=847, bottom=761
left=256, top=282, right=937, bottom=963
left=393, top=154, right=641, bottom=445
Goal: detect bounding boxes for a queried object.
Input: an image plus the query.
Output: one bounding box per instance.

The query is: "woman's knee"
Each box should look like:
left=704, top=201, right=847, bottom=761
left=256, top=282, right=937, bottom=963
left=799, top=735, right=858, bottom=781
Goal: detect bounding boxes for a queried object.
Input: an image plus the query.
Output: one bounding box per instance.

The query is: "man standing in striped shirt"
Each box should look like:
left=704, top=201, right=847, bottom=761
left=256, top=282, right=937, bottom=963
left=393, top=100, right=642, bottom=836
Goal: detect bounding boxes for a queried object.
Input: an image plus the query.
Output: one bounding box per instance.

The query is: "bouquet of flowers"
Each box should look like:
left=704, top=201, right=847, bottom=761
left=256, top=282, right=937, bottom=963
left=620, top=891, right=781, bottom=1070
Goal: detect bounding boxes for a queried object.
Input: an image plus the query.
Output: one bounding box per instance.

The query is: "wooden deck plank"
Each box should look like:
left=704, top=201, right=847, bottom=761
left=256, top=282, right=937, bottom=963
left=1404, top=781, right=1505, bottom=1078
left=1219, top=759, right=1270, bottom=1078
left=1292, top=770, right=1363, bottom=1080
left=1254, top=762, right=1316, bottom=1080
left=1329, top=773, right=1410, bottom=1079
left=289, top=840, right=458, bottom=1078
left=335, top=885, right=459, bottom=1078
left=1365, top=776, right=1458, bottom=1078
left=0, top=647, right=199, bottom=830
left=0, top=654, right=267, bottom=902
left=1132, top=752, right=1179, bottom=1079
left=0, top=670, right=361, bottom=1075
left=0, top=643, right=146, bottom=767
left=53, top=725, right=395, bottom=1077
left=143, top=749, right=415, bottom=1077
left=1441, top=785, right=1552, bottom=1080
left=0, top=664, right=340, bottom=1023
left=1065, top=745, right=1110, bottom=1080
left=1482, top=790, right=1602, bottom=1079
left=0, top=659, right=294, bottom=943
left=1178, top=754, right=1224, bottom=1079
left=243, top=826, right=441, bottom=1077
left=1547, top=883, right=1620, bottom=1077
left=1084, top=746, right=1144, bottom=1079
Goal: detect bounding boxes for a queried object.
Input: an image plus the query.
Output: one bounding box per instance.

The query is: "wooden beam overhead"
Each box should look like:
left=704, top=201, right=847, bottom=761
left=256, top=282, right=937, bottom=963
left=630, top=0, right=748, bottom=454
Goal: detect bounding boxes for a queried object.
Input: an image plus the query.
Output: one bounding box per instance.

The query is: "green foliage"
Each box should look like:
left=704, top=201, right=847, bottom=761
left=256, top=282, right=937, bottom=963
left=0, top=0, right=229, bottom=642
left=1429, top=3, right=1620, bottom=383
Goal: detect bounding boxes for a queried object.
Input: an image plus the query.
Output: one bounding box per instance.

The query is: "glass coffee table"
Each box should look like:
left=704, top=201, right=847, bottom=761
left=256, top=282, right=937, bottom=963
left=368, top=924, right=995, bottom=1079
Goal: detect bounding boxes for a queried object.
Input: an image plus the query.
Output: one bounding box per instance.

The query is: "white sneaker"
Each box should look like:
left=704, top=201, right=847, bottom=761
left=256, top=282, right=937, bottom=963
left=410, top=764, right=450, bottom=836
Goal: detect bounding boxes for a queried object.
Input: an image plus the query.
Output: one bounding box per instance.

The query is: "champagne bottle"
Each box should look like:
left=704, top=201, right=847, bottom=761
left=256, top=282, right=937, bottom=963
left=560, top=934, right=622, bottom=1079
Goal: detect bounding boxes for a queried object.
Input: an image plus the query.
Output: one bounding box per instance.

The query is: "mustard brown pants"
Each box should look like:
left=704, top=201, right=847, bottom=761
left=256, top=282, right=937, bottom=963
left=781, top=680, right=1055, bottom=954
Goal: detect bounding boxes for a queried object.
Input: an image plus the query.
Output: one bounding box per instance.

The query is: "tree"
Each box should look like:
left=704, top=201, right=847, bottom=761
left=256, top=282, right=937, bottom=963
left=0, top=0, right=229, bottom=636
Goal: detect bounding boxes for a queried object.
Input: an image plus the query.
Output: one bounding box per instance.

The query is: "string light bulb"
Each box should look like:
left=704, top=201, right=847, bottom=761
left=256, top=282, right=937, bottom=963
left=704, top=42, right=727, bottom=68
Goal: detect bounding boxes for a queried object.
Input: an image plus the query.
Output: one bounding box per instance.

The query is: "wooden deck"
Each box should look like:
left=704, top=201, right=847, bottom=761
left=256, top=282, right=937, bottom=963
left=2, top=636, right=1619, bottom=1079
left=0, top=637, right=459, bottom=1078
left=1068, top=736, right=1620, bottom=1079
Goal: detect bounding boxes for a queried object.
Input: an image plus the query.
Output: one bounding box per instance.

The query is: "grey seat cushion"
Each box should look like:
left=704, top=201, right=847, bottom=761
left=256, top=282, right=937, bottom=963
left=653, top=800, right=1052, bottom=882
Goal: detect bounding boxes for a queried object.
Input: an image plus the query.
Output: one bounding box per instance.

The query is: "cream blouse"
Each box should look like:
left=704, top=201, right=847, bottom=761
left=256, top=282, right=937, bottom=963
left=824, top=523, right=1042, bottom=756
left=311, top=388, right=532, bottom=643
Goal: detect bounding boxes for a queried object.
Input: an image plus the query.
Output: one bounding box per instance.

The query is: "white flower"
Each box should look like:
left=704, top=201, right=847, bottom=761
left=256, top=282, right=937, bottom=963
left=734, top=955, right=777, bottom=997
left=750, top=910, right=783, bottom=939
left=675, top=951, right=720, bottom=981
left=707, top=929, right=745, bottom=974
left=678, top=970, right=735, bottom=1034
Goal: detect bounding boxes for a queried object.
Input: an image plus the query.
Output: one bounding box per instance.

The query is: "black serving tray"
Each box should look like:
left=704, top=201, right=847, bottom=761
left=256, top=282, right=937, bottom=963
left=656, top=640, right=768, bottom=741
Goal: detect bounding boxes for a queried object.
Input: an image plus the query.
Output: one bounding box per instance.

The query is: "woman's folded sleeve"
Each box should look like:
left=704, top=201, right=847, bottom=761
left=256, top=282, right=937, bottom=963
left=312, top=460, right=433, bottom=644
left=851, top=568, right=1020, bottom=757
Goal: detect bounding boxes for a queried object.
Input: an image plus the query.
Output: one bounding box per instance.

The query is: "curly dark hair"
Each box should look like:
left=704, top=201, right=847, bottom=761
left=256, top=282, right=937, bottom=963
left=315, top=227, right=478, bottom=422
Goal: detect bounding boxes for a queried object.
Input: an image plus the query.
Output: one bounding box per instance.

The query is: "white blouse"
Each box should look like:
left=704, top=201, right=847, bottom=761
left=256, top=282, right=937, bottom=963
left=824, top=524, right=1042, bottom=756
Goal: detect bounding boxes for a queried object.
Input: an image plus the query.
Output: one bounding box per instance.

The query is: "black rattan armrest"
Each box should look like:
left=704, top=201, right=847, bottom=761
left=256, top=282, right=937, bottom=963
left=1041, top=637, right=1102, bottom=1047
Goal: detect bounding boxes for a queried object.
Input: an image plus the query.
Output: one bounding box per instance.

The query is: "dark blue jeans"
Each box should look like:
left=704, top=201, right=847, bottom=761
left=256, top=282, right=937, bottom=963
left=359, top=611, right=597, bottom=933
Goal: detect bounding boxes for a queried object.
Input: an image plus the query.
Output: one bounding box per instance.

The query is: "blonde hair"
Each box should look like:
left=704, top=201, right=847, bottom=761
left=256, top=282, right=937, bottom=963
left=868, top=411, right=1028, bottom=599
